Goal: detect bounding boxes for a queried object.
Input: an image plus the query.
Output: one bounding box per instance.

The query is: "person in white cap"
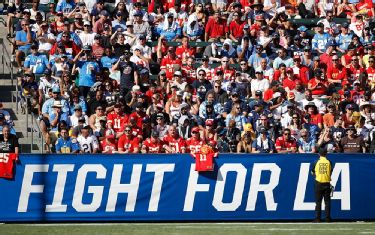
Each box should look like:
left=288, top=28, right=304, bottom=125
left=78, top=20, right=96, bottom=46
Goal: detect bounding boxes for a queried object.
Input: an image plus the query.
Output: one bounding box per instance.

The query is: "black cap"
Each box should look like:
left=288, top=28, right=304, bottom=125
left=151, top=131, right=159, bottom=138
left=318, top=147, right=327, bottom=157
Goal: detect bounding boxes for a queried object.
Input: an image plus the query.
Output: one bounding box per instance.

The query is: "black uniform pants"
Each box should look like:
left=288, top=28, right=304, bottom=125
left=315, top=182, right=331, bottom=220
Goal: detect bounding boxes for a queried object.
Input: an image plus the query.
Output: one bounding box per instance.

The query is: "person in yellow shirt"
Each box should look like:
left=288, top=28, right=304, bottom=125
left=311, top=148, right=333, bottom=222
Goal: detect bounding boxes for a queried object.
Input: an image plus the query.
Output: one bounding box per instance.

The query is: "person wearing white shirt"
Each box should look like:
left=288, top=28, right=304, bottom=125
left=299, top=89, right=325, bottom=113
left=78, top=21, right=97, bottom=46
left=251, top=71, right=270, bottom=98
left=256, top=58, right=274, bottom=82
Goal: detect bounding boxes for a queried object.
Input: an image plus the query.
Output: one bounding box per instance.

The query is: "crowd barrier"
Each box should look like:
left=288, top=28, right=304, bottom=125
left=0, top=153, right=374, bottom=222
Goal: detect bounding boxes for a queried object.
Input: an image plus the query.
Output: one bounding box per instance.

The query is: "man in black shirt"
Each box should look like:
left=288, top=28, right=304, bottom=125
left=0, top=125, right=19, bottom=154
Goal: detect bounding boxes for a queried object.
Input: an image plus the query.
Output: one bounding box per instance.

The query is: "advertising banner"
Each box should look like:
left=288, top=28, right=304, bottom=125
left=0, top=154, right=374, bottom=221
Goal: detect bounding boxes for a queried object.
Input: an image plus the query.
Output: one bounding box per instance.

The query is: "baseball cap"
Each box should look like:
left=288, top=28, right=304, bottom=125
left=56, top=11, right=63, bottom=16
left=151, top=131, right=159, bottom=138
left=83, top=20, right=91, bottom=26
left=0, top=113, right=4, bottom=120
left=52, top=87, right=60, bottom=93
left=205, top=119, right=214, bottom=126
left=74, top=104, right=82, bottom=110
left=243, top=24, right=249, bottom=29
left=156, top=113, right=164, bottom=119
left=132, top=85, right=141, bottom=92
left=255, top=90, right=263, bottom=96
left=202, top=55, right=209, bottom=61
left=316, top=23, right=324, bottom=28
left=259, top=126, right=267, bottom=133
left=313, top=56, right=320, bottom=61
left=159, top=70, right=166, bottom=76
left=286, top=67, right=293, bottom=73
left=134, top=11, right=143, bottom=17
left=174, top=71, right=182, bottom=76
left=288, top=91, right=295, bottom=100
left=135, top=102, right=143, bottom=108
left=100, top=10, right=109, bottom=17
left=139, top=34, right=146, bottom=40
left=191, top=126, right=200, bottom=133
left=341, top=22, right=349, bottom=28
left=293, top=55, right=301, bottom=61
left=346, top=104, right=355, bottom=110
left=297, top=25, right=307, bottom=32
left=44, top=69, right=52, bottom=75
left=78, top=116, right=85, bottom=122
left=156, top=104, right=163, bottom=110
left=126, top=21, right=133, bottom=26
left=176, top=90, right=184, bottom=96
left=346, top=124, right=356, bottom=130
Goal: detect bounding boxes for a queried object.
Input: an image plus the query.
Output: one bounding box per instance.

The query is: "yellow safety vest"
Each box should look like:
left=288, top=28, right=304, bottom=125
left=314, top=156, right=332, bottom=183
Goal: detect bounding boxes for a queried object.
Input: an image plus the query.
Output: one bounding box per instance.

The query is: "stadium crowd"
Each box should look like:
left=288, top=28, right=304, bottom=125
left=5, top=0, right=375, bottom=154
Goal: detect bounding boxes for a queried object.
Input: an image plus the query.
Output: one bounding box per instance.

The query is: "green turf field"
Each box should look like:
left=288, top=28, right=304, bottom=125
left=1, top=222, right=374, bottom=235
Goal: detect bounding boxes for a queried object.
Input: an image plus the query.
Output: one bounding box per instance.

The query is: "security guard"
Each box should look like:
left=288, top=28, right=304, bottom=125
left=311, top=148, right=333, bottom=222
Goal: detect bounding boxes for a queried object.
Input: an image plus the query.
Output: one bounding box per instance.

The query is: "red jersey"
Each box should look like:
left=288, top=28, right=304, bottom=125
left=142, top=138, right=164, bottom=153
left=308, top=78, right=328, bottom=95
left=182, top=64, right=197, bottom=84
left=128, top=112, right=147, bottom=128
left=356, top=0, right=374, bottom=17
left=273, top=70, right=287, bottom=83
left=175, top=45, right=195, bottom=62
left=309, top=113, right=323, bottom=126
left=162, top=135, right=186, bottom=153
left=327, top=64, right=347, bottom=82
left=263, top=89, right=274, bottom=102
left=228, top=20, right=245, bottom=39
left=213, top=66, right=235, bottom=81
left=194, top=152, right=215, bottom=172
left=292, top=65, right=310, bottom=85
left=283, top=78, right=299, bottom=91
left=367, top=67, right=375, bottom=85
left=275, top=136, right=297, bottom=152
left=0, top=153, right=17, bottom=179
left=347, top=65, right=365, bottom=83
left=107, top=112, right=128, bottom=133
left=205, top=18, right=226, bottom=39
left=118, top=135, right=140, bottom=153
left=197, top=66, right=214, bottom=81
left=186, top=138, right=206, bottom=154
left=160, top=56, right=182, bottom=79
left=351, top=90, right=365, bottom=104
left=342, top=54, right=352, bottom=67
left=49, top=41, right=80, bottom=56
left=100, top=139, right=118, bottom=153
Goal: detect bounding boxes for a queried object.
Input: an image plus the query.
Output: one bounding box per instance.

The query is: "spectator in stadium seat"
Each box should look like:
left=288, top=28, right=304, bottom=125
left=273, top=48, right=293, bottom=69
left=156, top=13, right=181, bottom=41
left=298, top=128, right=317, bottom=153
left=15, top=19, right=36, bottom=69
left=133, top=11, right=152, bottom=40
left=312, top=23, right=330, bottom=54
left=251, top=70, right=270, bottom=97
left=24, top=45, right=50, bottom=75
left=308, top=69, right=328, bottom=96
left=55, top=127, right=80, bottom=153
left=69, top=104, right=89, bottom=128
left=0, top=125, right=19, bottom=154
left=162, top=125, right=186, bottom=153
left=252, top=126, right=275, bottom=153
left=77, top=126, right=99, bottom=153
left=183, top=14, right=204, bottom=41
left=205, top=10, right=226, bottom=42
left=248, top=45, right=270, bottom=69
left=78, top=21, right=96, bottom=46
left=339, top=125, right=366, bottom=153
left=275, top=128, right=297, bottom=153
left=141, top=131, right=164, bottom=153
left=225, top=104, right=246, bottom=131
left=93, top=10, right=112, bottom=35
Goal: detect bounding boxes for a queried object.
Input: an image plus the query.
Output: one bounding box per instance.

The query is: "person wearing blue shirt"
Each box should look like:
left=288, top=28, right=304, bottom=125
left=312, top=23, right=330, bottom=54
left=15, top=19, right=36, bottom=68
left=237, top=37, right=254, bottom=61
left=335, top=23, right=353, bottom=53
left=56, top=30, right=83, bottom=47
left=48, top=101, right=70, bottom=133
left=112, top=12, right=127, bottom=32
left=24, top=45, right=50, bottom=75
left=55, top=127, right=80, bottom=153
left=298, top=129, right=317, bottom=153
left=100, top=48, right=117, bottom=69
left=183, top=16, right=203, bottom=40
left=156, top=13, right=182, bottom=41
left=248, top=45, right=269, bottom=69
left=73, top=46, right=100, bottom=98
left=56, top=0, right=75, bottom=14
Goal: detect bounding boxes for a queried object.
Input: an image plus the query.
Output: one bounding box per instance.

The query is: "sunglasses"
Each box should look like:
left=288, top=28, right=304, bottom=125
left=284, top=133, right=291, bottom=135
left=301, top=135, right=307, bottom=137
left=369, top=60, right=374, bottom=63
left=260, top=119, right=267, bottom=121
left=214, top=86, right=220, bottom=88
left=22, top=24, right=29, bottom=26
left=222, top=61, right=228, bottom=63
left=192, top=131, right=199, bottom=134
left=240, top=63, right=247, bottom=65
left=198, top=73, right=205, bottom=76
left=125, top=129, right=131, bottom=132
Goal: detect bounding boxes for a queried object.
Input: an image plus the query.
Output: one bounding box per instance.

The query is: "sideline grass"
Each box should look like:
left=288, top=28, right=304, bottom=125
left=1, top=222, right=375, bottom=235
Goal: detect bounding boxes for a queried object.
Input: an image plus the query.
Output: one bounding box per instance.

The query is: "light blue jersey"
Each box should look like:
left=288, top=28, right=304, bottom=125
left=312, top=33, right=330, bottom=52
left=77, top=61, right=99, bottom=87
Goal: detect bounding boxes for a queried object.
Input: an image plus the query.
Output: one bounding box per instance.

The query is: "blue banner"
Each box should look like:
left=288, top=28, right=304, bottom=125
left=0, top=154, right=374, bottom=222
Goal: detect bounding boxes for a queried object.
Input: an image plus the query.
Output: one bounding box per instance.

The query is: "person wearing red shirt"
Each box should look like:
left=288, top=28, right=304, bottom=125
left=350, top=81, right=365, bottom=105
left=160, top=46, right=182, bottom=80
left=291, top=55, right=309, bottom=85
left=175, top=36, right=196, bottom=64
left=308, top=69, right=328, bottom=96
left=367, top=56, right=375, bottom=88
left=196, top=56, right=214, bottom=80
left=347, top=55, right=365, bottom=84
left=128, top=117, right=143, bottom=139
left=327, top=55, right=348, bottom=86
left=49, top=33, right=81, bottom=56
left=182, top=57, right=197, bottom=84
left=213, top=57, right=235, bottom=81
left=107, top=103, right=128, bottom=136
left=250, top=14, right=264, bottom=35
left=100, top=129, right=118, bottom=153
left=141, top=131, right=164, bottom=153
left=282, top=68, right=300, bottom=92
left=275, top=128, right=297, bottom=153
left=356, top=0, right=374, bottom=17
left=264, top=81, right=280, bottom=102
left=128, top=102, right=147, bottom=128
left=162, top=125, right=186, bottom=153
left=319, top=45, right=334, bottom=69
left=341, top=46, right=356, bottom=67
left=305, top=102, right=323, bottom=129
left=205, top=10, right=226, bottom=41
left=227, top=12, right=245, bottom=43
left=273, top=63, right=287, bottom=83
left=118, top=125, right=140, bottom=153
left=186, top=127, right=206, bottom=154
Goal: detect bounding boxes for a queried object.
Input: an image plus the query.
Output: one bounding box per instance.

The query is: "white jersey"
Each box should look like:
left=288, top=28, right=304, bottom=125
left=77, top=135, right=99, bottom=153
left=69, top=115, right=89, bottom=128
left=38, top=77, right=59, bottom=99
